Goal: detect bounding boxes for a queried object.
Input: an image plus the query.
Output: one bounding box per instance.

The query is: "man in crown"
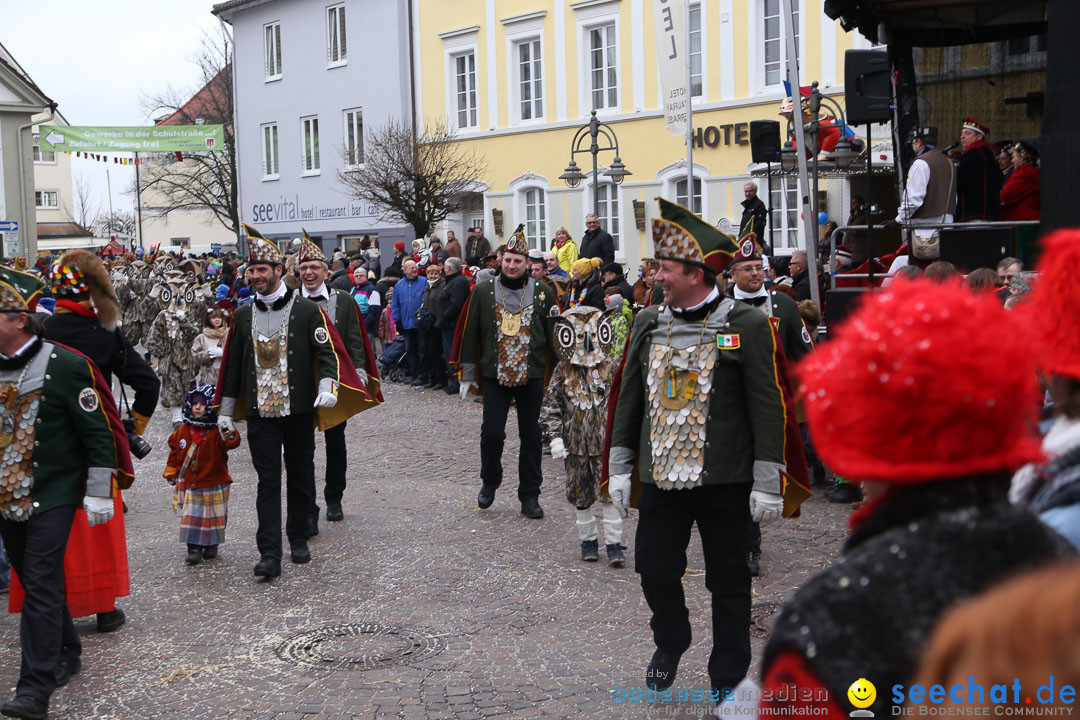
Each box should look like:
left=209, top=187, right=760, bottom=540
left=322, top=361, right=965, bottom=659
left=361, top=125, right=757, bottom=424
left=295, top=231, right=383, bottom=527
left=956, top=117, right=1003, bottom=222
left=608, top=198, right=804, bottom=699
left=452, top=225, right=559, bottom=519
left=216, top=225, right=366, bottom=579
left=0, top=266, right=133, bottom=720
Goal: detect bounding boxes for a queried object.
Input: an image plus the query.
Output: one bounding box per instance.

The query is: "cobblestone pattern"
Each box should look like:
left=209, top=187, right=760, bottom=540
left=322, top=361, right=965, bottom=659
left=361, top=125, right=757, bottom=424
left=0, top=383, right=850, bottom=719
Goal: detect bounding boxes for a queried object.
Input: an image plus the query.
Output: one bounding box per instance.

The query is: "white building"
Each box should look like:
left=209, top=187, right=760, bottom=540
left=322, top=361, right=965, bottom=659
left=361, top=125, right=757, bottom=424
left=213, top=0, right=415, bottom=260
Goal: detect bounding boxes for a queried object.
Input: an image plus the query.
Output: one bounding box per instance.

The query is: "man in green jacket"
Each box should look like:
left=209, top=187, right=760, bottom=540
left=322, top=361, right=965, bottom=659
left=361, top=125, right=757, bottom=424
left=608, top=199, right=791, bottom=698
left=0, top=266, right=132, bottom=720
left=456, top=226, right=558, bottom=519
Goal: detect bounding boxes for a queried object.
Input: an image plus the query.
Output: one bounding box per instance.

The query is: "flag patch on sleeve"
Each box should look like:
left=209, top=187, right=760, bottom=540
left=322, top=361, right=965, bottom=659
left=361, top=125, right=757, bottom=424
left=717, top=333, right=740, bottom=349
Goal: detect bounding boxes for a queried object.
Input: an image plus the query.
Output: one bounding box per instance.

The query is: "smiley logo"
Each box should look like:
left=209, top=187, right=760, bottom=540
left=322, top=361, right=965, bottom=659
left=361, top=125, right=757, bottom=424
left=847, top=678, right=876, bottom=712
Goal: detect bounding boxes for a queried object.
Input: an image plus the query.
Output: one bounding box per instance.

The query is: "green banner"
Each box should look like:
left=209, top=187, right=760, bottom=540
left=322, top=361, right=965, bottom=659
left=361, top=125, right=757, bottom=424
left=38, top=125, right=225, bottom=153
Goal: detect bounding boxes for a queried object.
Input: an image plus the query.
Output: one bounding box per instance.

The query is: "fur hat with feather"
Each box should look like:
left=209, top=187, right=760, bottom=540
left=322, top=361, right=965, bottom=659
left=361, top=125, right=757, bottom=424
left=50, top=249, right=122, bottom=330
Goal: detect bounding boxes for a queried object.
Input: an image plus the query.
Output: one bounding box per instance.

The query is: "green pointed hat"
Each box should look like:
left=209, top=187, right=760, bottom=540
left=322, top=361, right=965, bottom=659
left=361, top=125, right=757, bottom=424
left=504, top=224, right=529, bottom=256
left=730, top=216, right=764, bottom=266
left=652, top=198, right=739, bottom=273
left=0, top=266, right=45, bottom=313
left=243, top=223, right=282, bottom=266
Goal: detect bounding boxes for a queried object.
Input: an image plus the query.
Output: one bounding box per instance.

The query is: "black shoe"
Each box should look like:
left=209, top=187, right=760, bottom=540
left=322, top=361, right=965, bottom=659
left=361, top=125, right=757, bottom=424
left=326, top=503, right=344, bottom=522
left=747, top=551, right=761, bottom=577
left=580, top=539, right=599, bottom=562
left=825, top=481, right=863, bottom=504
left=645, top=649, right=682, bottom=691
left=290, top=542, right=311, bottom=564
left=477, top=484, right=497, bottom=509
left=253, top=556, right=281, bottom=578
left=421, top=381, right=438, bottom=389
left=606, top=543, right=626, bottom=568
left=202, top=545, right=218, bottom=560
left=96, top=608, right=125, bottom=633
left=445, top=383, right=459, bottom=395
left=54, top=654, right=81, bottom=687
left=520, top=498, right=544, bottom=519
left=811, top=463, right=828, bottom=487
left=186, top=549, right=203, bottom=566
left=432, top=382, right=447, bottom=390
left=0, top=695, right=48, bottom=719
left=308, top=509, right=320, bottom=538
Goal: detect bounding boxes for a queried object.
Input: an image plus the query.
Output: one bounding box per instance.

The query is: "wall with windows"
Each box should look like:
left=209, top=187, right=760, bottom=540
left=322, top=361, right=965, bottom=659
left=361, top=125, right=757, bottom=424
left=218, top=0, right=415, bottom=255
left=415, top=0, right=868, bottom=269
left=31, top=119, right=74, bottom=227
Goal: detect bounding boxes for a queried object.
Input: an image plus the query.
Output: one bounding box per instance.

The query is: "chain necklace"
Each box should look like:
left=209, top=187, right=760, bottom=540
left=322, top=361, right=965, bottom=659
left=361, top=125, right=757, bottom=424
left=0, top=360, right=33, bottom=450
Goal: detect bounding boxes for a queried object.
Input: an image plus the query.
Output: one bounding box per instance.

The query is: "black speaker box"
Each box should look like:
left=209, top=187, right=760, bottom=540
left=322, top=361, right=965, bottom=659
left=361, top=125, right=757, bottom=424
left=845, top=49, right=891, bottom=125
left=938, top=227, right=1016, bottom=272
left=824, top=288, right=872, bottom=331
left=749, top=120, right=781, bottom=163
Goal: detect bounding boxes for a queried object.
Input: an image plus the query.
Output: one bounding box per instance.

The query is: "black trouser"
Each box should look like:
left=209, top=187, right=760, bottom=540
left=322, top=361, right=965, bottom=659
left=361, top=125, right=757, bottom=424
left=425, top=327, right=445, bottom=384
left=402, top=328, right=422, bottom=379
left=0, top=505, right=79, bottom=703
left=247, top=413, right=317, bottom=560
left=635, top=482, right=752, bottom=693
left=441, top=327, right=457, bottom=389
left=479, top=377, right=544, bottom=501
left=323, top=420, right=347, bottom=506
left=747, top=521, right=761, bottom=554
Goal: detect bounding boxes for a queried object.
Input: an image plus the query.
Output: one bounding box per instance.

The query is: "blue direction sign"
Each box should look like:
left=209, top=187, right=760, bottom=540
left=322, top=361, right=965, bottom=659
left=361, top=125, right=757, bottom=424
left=0, top=221, right=18, bottom=232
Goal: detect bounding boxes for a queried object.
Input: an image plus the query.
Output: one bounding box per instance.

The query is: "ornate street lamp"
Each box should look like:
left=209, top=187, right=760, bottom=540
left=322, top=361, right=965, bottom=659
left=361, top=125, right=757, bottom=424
left=561, top=110, right=631, bottom=218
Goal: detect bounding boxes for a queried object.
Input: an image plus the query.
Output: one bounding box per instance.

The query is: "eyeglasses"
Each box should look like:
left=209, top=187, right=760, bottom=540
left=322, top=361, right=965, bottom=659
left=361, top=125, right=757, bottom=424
left=736, top=265, right=765, bottom=273
left=586, top=220, right=599, bottom=225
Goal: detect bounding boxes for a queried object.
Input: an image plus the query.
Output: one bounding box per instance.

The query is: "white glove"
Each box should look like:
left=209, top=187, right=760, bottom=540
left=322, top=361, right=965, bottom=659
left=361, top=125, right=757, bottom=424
left=208, top=346, right=224, bottom=359
left=608, top=473, right=632, bottom=518
left=550, top=437, right=566, bottom=459
left=749, top=490, right=784, bottom=525
left=356, top=367, right=368, bottom=388
left=84, top=496, right=114, bottom=527
left=314, top=391, right=338, bottom=408
left=459, top=381, right=475, bottom=400
left=218, top=415, right=235, bottom=434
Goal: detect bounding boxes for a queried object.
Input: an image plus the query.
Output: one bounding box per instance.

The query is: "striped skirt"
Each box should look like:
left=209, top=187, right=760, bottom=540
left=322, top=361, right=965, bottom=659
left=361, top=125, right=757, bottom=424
left=179, top=483, right=230, bottom=547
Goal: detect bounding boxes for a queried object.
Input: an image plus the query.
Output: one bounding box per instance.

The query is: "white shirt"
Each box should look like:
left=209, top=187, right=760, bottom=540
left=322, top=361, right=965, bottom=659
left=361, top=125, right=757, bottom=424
left=895, top=149, right=954, bottom=235
left=256, top=281, right=287, bottom=305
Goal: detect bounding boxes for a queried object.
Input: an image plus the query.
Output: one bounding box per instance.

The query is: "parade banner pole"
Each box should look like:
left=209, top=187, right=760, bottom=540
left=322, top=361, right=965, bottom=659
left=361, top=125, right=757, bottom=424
left=684, top=0, right=694, bottom=206
left=780, top=0, right=822, bottom=310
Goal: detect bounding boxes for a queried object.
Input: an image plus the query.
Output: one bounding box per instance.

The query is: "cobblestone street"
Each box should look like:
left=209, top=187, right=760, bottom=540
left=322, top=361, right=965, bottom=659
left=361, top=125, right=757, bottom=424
left=0, top=383, right=850, bottom=720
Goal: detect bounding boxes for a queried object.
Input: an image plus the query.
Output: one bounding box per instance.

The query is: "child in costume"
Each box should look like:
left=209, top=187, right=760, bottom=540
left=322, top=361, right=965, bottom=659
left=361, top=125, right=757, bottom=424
left=163, top=385, right=241, bottom=565
left=539, top=305, right=626, bottom=566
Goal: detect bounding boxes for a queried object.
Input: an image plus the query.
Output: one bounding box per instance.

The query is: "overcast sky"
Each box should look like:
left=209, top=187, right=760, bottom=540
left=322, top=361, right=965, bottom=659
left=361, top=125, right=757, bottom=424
left=4, top=1, right=223, bottom=220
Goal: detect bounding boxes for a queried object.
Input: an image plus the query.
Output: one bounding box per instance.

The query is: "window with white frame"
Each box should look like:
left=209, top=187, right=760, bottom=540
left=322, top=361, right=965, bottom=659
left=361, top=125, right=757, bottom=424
left=763, top=0, right=798, bottom=87
left=32, top=134, right=55, bottom=163
left=515, top=38, right=543, bottom=122
left=327, top=4, right=346, bottom=65
left=261, top=123, right=279, bottom=179
left=595, top=183, right=620, bottom=251
left=675, top=178, right=702, bottom=215
left=35, top=190, right=58, bottom=209
left=265, top=22, right=282, bottom=79
left=452, top=51, right=478, bottom=129
left=769, top=178, right=799, bottom=250
left=523, top=188, right=547, bottom=251
left=689, top=4, right=703, bottom=99
left=301, top=116, right=320, bottom=174
left=344, top=108, right=363, bottom=168
left=587, top=23, right=618, bottom=111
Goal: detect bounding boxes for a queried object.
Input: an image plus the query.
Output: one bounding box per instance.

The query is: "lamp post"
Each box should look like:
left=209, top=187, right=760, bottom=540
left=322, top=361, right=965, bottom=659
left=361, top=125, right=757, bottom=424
left=560, top=110, right=631, bottom=219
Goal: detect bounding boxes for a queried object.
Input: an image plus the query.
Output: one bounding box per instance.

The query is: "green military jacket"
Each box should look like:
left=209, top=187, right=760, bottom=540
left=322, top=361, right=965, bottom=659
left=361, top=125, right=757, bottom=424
left=218, top=288, right=341, bottom=419
left=458, top=277, right=559, bottom=383
left=0, top=340, right=124, bottom=519
left=306, top=287, right=367, bottom=368
left=609, top=296, right=788, bottom=490
left=738, top=289, right=814, bottom=364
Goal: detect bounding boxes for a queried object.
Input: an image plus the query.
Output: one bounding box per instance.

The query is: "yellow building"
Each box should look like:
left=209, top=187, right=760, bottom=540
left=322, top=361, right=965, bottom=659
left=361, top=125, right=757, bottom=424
left=414, top=0, right=875, bottom=268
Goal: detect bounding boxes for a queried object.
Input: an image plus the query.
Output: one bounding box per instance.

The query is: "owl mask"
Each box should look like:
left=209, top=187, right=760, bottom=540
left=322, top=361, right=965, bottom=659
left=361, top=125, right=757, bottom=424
left=553, top=305, right=619, bottom=368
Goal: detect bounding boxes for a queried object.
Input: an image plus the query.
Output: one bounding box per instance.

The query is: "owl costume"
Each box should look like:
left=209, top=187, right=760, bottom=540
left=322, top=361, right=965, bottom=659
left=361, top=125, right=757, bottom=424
left=538, top=304, right=626, bottom=566
left=145, top=270, right=212, bottom=422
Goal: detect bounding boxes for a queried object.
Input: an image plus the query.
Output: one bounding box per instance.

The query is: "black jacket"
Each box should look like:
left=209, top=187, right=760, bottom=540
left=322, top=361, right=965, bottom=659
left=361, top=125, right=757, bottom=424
left=436, top=271, right=471, bottom=329
left=740, top=195, right=768, bottom=236
left=791, top=270, right=812, bottom=302
left=604, top=276, right=634, bottom=301
left=956, top=141, right=1003, bottom=222
left=579, top=227, right=615, bottom=266
left=44, top=312, right=161, bottom=418
left=330, top=268, right=355, bottom=292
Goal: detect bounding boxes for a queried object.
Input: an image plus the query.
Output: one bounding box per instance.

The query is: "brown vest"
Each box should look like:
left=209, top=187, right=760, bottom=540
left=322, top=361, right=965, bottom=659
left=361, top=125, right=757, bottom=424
left=912, top=148, right=957, bottom=219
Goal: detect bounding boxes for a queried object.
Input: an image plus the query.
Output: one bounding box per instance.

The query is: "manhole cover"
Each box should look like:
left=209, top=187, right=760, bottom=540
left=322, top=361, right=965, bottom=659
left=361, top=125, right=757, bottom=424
left=275, top=622, right=447, bottom=670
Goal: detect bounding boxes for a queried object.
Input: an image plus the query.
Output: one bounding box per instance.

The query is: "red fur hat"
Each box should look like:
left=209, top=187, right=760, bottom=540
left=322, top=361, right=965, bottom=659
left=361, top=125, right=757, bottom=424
left=1026, top=229, right=1080, bottom=380
left=798, top=279, right=1043, bottom=482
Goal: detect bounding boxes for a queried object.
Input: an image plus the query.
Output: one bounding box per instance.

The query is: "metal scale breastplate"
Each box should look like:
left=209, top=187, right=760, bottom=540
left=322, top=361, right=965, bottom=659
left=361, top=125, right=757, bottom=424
left=645, top=341, right=716, bottom=490
left=252, top=294, right=296, bottom=417
left=495, top=304, right=533, bottom=387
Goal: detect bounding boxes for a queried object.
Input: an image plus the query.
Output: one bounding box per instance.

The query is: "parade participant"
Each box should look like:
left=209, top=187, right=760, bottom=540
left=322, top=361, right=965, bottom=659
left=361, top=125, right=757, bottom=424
left=1000, top=141, right=1040, bottom=221
left=216, top=225, right=368, bottom=578
left=539, top=305, right=624, bottom=565
left=956, top=118, right=1003, bottom=222
left=608, top=198, right=800, bottom=696
left=603, top=290, right=632, bottom=360
left=728, top=237, right=814, bottom=576
left=191, top=308, right=228, bottom=386
left=0, top=266, right=133, bottom=720
left=146, top=271, right=210, bottom=428
left=297, top=233, right=382, bottom=525
left=453, top=225, right=559, bottom=519
left=894, top=126, right=957, bottom=259
left=759, top=279, right=1070, bottom=720
left=163, top=385, right=241, bottom=565
left=41, top=249, right=160, bottom=635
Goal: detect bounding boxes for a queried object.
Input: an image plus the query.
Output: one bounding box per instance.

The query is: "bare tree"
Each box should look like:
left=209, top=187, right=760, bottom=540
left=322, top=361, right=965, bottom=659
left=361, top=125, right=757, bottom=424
left=338, top=119, right=487, bottom=239
left=138, top=25, right=238, bottom=240
left=96, top=210, right=136, bottom=237
left=71, top=170, right=97, bottom=232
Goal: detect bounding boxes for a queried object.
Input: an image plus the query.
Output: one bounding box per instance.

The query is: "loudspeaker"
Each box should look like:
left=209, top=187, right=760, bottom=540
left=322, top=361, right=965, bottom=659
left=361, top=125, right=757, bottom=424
left=824, top=288, right=872, bottom=331
left=845, top=49, right=891, bottom=125
left=749, top=120, right=781, bottom=163
left=938, top=227, right=1016, bottom=272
